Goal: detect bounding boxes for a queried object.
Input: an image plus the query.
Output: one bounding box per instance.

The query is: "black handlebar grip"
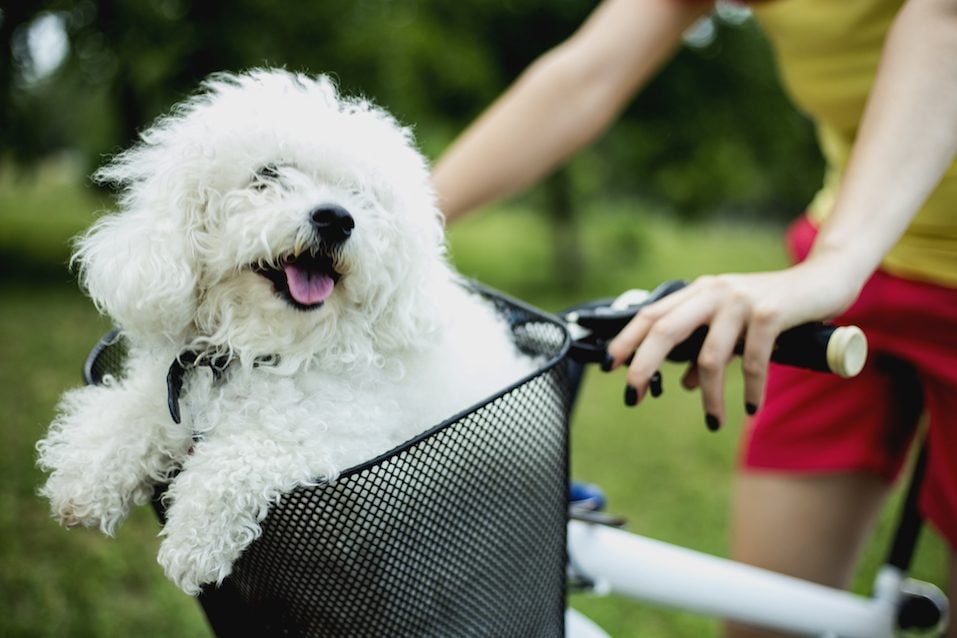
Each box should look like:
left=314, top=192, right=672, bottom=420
left=566, top=281, right=868, bottom=377
left=665, top=322, right=867, bottom=378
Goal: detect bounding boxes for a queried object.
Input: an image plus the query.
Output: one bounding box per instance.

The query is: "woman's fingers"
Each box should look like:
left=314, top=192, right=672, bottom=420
left=605, top=273, right=789, bottom=424
left=606, top=282, right=698, bottom=365
left=681, top=363, right=700, bottom=390
left=614, top=285, right=719, bottom=400
left=694, top=305, right=748, bottom=429
left=739, top=306, right=781, bottom=414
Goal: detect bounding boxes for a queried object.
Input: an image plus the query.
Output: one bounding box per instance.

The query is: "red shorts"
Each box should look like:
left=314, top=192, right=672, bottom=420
left=741, top=215, right=957, bottom=548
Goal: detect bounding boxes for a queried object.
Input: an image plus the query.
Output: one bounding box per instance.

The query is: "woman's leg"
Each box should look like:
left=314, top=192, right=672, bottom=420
left=724, top=470, right=891, bottom=638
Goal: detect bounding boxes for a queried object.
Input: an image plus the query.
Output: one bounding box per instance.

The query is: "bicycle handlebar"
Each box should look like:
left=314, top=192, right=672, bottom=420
left=564, top=280, right=867, bottom=378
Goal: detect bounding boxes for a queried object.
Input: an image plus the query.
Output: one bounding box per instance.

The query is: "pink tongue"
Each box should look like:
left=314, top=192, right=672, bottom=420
left=284, top=264, right=334, bottom=305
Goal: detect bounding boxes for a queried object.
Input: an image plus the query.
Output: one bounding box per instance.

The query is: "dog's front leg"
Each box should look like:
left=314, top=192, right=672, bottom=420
left=37, top=354, right=191, bottom=535
left=156, top=431, right=319, bottom=595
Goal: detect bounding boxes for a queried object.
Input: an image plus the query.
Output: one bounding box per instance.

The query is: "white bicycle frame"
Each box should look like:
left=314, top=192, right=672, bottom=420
left=565, top=520, right=917, bottom=638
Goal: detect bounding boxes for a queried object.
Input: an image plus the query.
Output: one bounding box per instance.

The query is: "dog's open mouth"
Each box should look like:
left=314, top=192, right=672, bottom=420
left=255, top=250, right=341, bottom=310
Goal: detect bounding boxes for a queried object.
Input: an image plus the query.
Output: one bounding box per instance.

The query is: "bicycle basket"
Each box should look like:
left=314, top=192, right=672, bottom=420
left=84, top=287, right=574, bottom=637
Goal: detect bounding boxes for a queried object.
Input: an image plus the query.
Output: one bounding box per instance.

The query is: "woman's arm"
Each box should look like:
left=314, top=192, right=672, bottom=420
left=431, top=0, right=710, bottom=221
left=808, top=0, right=957, bottom=286
left=607, top=0, right=957, bottom=426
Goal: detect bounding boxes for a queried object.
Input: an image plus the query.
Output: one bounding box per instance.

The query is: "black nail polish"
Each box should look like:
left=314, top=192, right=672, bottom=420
left=601, top=353, right=614, bottom=372
left=624, top=384, right=638, bottom=407
left=745, top=402, right=758, bottom=416
left=705, top=413, right=721, bottom=431
left=650, top=371, right=663, bottom=398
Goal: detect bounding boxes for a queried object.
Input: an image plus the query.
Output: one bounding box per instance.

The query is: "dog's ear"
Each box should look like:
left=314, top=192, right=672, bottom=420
left=74, top=199, right=198, bottom=342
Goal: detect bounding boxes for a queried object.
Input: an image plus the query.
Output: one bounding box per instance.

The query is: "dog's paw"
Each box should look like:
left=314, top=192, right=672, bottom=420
left=40, top=472, right=151, bottom=536
left=54, top=503, right=92, bottom=530
left=157, top=500, right=264, bottom=595
left=157, top=535, right=237, bottom=596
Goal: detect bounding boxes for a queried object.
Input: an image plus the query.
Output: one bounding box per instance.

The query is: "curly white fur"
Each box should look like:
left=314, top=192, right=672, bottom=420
left=36, top=69, right=536, bottom=595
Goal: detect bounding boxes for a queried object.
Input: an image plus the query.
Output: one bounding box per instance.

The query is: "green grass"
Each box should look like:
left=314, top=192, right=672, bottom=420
left=0, top=177, right=948, bottom=637
left=0, top=163, right=109, bottom=279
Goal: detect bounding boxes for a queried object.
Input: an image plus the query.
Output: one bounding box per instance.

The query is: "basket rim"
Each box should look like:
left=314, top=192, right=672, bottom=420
left=83, top=326, right=125, bottom=386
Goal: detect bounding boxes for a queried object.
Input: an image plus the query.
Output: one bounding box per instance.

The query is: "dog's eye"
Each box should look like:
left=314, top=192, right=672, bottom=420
left=252, top=164, right=282, bottom=191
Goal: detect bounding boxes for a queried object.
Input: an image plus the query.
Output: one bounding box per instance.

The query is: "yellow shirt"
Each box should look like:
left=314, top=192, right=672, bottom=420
left=752, top=0, right=957, bottom=285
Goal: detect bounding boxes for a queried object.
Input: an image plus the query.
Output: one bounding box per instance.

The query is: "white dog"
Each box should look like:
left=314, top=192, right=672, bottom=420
left=37, top=69, right=536, bottom=595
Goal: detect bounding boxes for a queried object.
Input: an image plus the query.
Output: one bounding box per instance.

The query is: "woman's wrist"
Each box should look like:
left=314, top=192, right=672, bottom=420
left=791, top=246, right=870, bottom=318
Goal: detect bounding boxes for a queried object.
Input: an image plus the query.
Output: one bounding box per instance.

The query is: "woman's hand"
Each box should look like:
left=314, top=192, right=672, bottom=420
left=605, top=259, right=861, bottom=429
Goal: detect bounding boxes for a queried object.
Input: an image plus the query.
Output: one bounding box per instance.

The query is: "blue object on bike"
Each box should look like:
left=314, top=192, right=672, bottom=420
left=569, top=481, right=606, bottom=511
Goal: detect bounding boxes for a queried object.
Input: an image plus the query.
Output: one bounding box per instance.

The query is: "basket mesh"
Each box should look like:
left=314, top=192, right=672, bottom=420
left=85, top=290, right=573, bottom=637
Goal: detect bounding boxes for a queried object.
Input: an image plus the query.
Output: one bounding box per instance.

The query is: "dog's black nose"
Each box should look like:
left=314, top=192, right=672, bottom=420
left=310, top=205, right=355, bottom=244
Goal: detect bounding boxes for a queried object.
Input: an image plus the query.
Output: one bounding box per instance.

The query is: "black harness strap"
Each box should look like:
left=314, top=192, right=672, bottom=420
left=166, top=349, right=233, bottom=425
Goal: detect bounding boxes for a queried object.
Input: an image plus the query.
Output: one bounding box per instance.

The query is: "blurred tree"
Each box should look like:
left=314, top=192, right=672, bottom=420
left=1, top=1, right=821, bottom=226
left=601, top=15, right=822, bottom=219
left=1, top=3, right=54, bottom=165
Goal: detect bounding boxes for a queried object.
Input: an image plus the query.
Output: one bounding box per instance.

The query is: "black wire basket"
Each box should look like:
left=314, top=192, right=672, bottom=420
left=84, top=287, right=575, bottom=637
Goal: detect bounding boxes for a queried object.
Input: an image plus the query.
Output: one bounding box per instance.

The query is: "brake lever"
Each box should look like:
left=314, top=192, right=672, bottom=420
left=564, top=280, right=687, bottom=364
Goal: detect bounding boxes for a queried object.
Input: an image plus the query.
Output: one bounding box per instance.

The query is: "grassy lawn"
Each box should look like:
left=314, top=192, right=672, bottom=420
left=1, top=176, right=948, bottom=637
left=0, top=164, right=108, bottom=278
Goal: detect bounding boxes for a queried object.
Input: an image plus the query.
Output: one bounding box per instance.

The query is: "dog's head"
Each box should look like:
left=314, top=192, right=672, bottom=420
left=77, top=69, right=451, bottom=365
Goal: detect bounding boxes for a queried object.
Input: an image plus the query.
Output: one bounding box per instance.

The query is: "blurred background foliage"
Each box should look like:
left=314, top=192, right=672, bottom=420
left=2, top=0, right=822, bottom=221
